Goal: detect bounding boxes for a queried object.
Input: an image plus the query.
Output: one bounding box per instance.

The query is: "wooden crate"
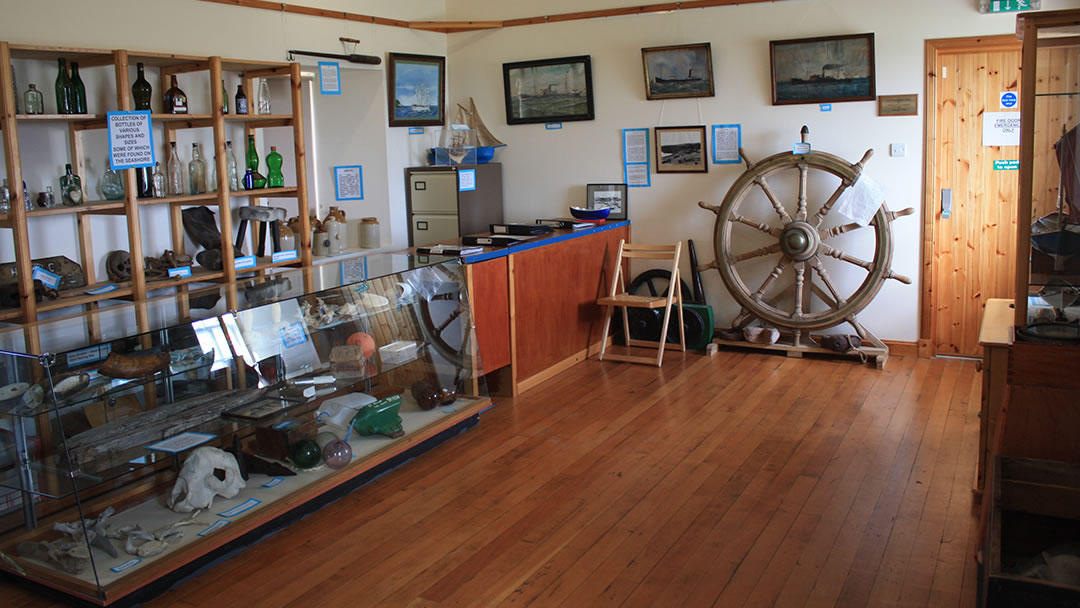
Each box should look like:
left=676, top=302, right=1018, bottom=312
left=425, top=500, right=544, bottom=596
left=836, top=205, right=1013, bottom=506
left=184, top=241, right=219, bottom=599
left=982, top=456, right=1080, bottom=607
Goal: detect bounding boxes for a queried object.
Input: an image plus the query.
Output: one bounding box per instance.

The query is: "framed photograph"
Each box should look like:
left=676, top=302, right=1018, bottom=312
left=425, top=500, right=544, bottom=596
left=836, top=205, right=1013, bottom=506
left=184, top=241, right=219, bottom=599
left=387, top=53, right=445, bottom=127
left=654, top=126, right=708, bottom=173
left=586, top=183, right=628, bottom=220
left=641, top=43, right=714, bottom=100
left=769, top=33, right=876, bottom=105
left=503, top=55, right=594, bottom=125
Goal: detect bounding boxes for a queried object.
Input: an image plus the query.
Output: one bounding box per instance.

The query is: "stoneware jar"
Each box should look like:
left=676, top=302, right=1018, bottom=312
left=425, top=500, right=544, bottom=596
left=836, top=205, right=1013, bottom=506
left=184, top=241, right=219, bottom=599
left=359, top=217, right=380, bottom=249
left=313, top=227, right=330, bottom=256
left=323, top=214, right=344, bottom=255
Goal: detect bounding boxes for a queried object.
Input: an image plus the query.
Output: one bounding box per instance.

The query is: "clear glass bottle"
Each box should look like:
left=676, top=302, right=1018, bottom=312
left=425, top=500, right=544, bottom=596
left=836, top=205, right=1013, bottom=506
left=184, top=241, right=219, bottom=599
left=60, top=164, right=83, bottom=206
left=37, top=186, right=56, bottom=209
left=151, top=162, right=166, bottom=198
left=235, top=84, right=248, bottom=115
left=132, top=62, right=152, bottom=111
left=55, top=58, right=72, bottom=114
left=188, top=142, right=206, bottom=195
left=226, top=140, right=239, bottom=190
left=257, top=78, right=271, bottom=114
left=208, top=150, right=218, bottom=192
left=0, top=179, right=10, bottom=214
left=167, top=142, right=184, bottom=196
left=164, top=75, right=188, bottom=114
left=101, top=160, right=125, bottom=200
left=266, top=146, right=284, bottom=188
left=23, top=84, right=43, bottom=115
left=221, top=79, right=228, bottom=115
left=69, top=62, right=87, bottom=114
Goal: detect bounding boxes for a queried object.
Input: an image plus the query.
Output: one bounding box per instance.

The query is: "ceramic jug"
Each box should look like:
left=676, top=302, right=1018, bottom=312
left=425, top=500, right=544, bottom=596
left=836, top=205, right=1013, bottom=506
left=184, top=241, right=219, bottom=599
left=278, top=221, right=296, bottom=252
left=313, top=228, right=330, bottom=256
left=323, top=215, right=344, bottom=255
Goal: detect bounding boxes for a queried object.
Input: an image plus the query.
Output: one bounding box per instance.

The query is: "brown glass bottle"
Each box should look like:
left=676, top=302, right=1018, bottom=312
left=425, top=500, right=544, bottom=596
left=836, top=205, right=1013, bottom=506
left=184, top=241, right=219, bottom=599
left=164, top=75, right=187, bottom=114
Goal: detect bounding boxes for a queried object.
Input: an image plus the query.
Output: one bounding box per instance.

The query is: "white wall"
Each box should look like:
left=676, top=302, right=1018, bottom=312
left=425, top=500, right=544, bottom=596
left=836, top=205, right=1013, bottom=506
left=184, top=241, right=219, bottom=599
left=444, top=0, right=1079, bottom=341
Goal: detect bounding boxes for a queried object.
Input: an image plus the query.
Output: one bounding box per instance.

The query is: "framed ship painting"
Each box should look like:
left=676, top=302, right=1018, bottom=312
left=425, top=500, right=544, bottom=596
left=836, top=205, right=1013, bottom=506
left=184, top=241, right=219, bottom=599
left=503, top=55, right=594, bottom=125
left=387, top=53, right=446, bottom=127
left=770, top=33, right=876, bottom=105
left=641, top=43, right=714, bottom=100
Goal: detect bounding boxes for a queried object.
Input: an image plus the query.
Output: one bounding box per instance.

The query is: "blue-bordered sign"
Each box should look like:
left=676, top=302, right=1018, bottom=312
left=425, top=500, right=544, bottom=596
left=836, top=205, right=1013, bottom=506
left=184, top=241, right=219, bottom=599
left=272, top=249, right=298, bottom=263
left=107, top=111, right=155, bottom=170
left=545, top=123, right=563, bottom=130
left=793, top=142, right=811, bottom=155
left=458, top=168, right=476, bottom=192
left=622, top=128, right=651, bottom=188
left=712, top=124, right=741, bottom=165
left=31, top=266, right=61, bottom=289
left=85, top=283, right=119, bottom=295
left=280, top=321, right=307, bottom=349
left=198, top=520, right=230, bottom=537
left=234, top=256, right=256, bottom=270
left=168, top=266, right=192, bottom=278
left=820, top=103, right=832, bottom=112
left=218, top=498, right=261, bottom=518
left=111, top=558, right=141, bottom=573
left=334, top=165, right=363, bottom=200
left=263, top=477, right=285, bottom=488
left=319, top=61, right=341, bottom=95
left=408, top=127, right=424, bottom=135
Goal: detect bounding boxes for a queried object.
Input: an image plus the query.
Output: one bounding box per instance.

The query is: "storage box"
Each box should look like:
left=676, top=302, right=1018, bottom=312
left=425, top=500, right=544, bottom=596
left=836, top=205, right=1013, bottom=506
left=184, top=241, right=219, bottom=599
left=982, top=456, right=1080, bottom=607
left=379, top=340, right=419, bottom=365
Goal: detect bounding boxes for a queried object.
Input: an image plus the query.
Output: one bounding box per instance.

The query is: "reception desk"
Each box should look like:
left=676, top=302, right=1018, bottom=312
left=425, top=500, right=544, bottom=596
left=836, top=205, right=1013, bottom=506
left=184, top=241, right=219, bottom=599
left=459, top=221, right=631, bottom=395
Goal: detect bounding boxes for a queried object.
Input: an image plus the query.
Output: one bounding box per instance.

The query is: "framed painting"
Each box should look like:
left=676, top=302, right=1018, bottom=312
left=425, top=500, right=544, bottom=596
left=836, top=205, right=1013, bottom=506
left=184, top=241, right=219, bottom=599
left=503, top=55, right=594, bottom=125
left=387, top=53, right=445, bottom=127
left=586, top=183, right=628, bottom=221
left=770, top=33, right=876, bottom=105
left=641, top=42, right=714, bottom=100
left=654, top=126, right=708, bottom=173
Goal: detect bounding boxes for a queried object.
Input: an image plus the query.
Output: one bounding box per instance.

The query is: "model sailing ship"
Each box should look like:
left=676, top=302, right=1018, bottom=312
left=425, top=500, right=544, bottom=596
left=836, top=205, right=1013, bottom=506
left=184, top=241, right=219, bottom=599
left=431, top=97, right=506, bottom=165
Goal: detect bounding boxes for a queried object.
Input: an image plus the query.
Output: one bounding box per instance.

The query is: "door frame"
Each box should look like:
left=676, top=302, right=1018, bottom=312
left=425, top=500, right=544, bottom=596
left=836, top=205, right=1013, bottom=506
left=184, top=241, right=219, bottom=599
left=919, top=34, right=1022, bottom=358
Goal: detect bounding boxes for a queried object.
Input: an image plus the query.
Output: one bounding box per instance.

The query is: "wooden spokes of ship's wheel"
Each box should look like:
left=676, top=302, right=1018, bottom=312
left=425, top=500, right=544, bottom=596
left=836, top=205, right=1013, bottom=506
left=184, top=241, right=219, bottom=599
left=699, top=127, right=913, bottom=358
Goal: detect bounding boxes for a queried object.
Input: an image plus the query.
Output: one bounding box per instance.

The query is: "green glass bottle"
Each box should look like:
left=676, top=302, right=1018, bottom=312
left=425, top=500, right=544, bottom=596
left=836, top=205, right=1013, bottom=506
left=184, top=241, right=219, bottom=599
left=69, top=62, right=87, bottom=114
left=54, top=58, right=72, bottom=114
left=265, top=146, right=284, bottom=188
left=60, top=164, right=83, bottom=206
left=131, top=62, right=152, bottom=111
left=246, top=134, right=259, bottom=171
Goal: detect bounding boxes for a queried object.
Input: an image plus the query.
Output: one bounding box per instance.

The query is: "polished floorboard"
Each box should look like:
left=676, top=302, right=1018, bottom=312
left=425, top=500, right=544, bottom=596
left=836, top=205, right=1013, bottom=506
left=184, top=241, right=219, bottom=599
left=6, top=350, right=983, bottom=607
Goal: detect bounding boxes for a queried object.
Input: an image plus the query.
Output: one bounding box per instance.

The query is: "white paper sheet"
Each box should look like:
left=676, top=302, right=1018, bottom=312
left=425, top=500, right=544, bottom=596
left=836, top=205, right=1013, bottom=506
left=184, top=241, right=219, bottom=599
left=834, top=174, right=885, bottom=226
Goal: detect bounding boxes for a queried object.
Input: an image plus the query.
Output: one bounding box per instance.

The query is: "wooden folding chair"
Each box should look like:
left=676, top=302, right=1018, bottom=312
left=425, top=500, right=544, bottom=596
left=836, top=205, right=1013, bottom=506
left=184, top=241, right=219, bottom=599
left=596, top=239, right=685, bottom=367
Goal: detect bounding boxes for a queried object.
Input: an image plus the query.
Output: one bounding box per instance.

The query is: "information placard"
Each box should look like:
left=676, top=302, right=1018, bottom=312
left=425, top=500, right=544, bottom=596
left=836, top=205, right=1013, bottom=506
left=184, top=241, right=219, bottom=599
left=318, top=61, right=341, bottom=95
left=983, top=111, right=1021, bottom=146
left=622, top=128, right=651, bottom=187
left=711, top=124, right=741, bottom=164
left=334, top=165, right=363, bottom=200
left=107, top=111, right=155, bottom=170
left=458, top=168, right=476, bottom=192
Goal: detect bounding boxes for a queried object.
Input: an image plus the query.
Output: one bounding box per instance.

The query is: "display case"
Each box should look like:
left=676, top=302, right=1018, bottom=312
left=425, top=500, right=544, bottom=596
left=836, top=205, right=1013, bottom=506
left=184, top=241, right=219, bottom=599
left=1015, top=10, right=1080, bottom=335
left=0, top=253, right=490, bottom=605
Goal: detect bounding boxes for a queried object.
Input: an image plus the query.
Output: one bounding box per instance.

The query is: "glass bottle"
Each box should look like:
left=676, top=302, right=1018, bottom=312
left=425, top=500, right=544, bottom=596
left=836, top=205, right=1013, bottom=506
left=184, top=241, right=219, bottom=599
left=167, top=142, right=184, bottom=195
left=135, top=164, right=153, bottom=199
left=38, top=186, right=56, bottom=209
left=151, top=162, right=166, bottom=198
left=11, top=67, right=18, bottom=114
left=0, top=179, right=10, bottom=214
left=23, top=84, right=43, bottom=115
left=257, top=78, right=271, bottom=115
left=188, top=142, right=206, bottom=195
left=55, top=58, right=72, bottom=114
left=246, top=134, right=259, bottom=171
left=226, top=140, right=239, bottom=190
left=235, top=84, right=248, bottom=115
left=60, top=164, right=83, bottom=206
left=132, top=62, right=152, bottom=111
left=208, top=151, right=218, bottom=192
left=164, top=75, right=187, bottom=114
left=266, top=146, right=284, bottom=188
left=101, top=160, right=125, bottom=200
left=69, top=62, right=87, bottom=114
left=221, top=80, right=228, bottom=115
left=22, top=181, right=28, bottom=210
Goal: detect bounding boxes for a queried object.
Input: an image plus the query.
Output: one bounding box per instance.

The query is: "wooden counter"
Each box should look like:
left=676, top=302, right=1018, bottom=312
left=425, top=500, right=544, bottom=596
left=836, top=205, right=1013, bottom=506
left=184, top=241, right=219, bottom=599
left=459, top=221, right=631, bottom=395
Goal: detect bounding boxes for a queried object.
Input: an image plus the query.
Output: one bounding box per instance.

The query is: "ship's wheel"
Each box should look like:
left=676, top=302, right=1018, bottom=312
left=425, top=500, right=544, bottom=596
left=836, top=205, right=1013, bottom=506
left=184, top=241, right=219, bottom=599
left=698, top=126, right=913, bottom=362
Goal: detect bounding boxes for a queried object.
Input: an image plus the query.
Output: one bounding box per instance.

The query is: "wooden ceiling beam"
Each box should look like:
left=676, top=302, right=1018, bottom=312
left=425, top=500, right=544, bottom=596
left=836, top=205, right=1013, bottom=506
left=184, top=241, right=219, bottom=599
left=199, top=0, right=785, bottom=32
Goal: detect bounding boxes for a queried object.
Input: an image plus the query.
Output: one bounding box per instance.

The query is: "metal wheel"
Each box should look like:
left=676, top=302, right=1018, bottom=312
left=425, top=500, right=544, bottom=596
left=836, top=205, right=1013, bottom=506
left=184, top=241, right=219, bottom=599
left=699, top=127, right=913, bottom=337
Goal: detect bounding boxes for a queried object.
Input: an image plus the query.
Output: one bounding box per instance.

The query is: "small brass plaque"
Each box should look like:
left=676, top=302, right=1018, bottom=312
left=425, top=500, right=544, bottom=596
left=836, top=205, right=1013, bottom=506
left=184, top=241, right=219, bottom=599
left=878, top=94, right=918, bottom=116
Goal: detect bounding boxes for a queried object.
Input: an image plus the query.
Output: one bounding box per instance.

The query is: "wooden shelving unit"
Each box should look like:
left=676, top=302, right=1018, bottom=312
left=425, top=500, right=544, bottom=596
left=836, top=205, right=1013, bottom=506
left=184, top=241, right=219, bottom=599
left=0, top=42, right=310, bottom=338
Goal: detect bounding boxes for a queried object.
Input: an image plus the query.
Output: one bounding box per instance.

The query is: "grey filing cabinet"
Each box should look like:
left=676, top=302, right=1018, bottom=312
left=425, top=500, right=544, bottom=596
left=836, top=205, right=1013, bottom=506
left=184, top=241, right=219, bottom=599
left=405, top=163, right=504, bottom=247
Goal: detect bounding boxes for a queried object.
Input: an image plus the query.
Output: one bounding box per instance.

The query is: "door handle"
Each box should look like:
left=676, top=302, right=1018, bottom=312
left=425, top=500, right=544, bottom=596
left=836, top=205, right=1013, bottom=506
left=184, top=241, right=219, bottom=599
left=941, top=188, right=952, bottom=219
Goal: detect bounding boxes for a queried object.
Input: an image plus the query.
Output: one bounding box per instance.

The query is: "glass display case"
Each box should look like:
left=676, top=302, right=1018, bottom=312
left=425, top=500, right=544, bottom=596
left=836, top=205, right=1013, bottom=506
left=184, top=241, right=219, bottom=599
left=1016, top=9, right=1080, bottom=339
left=0, top=253, right=490, bottom=604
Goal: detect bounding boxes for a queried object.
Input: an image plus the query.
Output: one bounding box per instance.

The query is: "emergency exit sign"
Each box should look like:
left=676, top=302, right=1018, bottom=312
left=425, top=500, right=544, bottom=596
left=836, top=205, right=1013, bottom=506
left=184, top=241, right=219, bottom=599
left=980, top=0, right=1039, bottom=13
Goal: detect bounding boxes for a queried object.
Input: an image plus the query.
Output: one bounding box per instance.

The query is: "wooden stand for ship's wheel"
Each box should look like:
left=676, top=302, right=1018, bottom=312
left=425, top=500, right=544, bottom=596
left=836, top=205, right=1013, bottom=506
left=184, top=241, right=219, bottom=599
left=699, top=127, right=913, bottom=368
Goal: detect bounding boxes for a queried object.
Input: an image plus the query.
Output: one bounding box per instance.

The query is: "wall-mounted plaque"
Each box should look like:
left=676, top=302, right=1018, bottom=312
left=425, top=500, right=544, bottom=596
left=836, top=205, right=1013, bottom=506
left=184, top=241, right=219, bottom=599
left=878, top=94, right=918, bottom=116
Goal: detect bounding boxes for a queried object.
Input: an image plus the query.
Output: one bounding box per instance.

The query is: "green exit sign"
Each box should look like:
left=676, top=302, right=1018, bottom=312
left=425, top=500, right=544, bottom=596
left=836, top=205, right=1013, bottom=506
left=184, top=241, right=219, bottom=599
left=981, top=0, right=1039, bottom=13
left=994, top=160, right=1019, bottom=170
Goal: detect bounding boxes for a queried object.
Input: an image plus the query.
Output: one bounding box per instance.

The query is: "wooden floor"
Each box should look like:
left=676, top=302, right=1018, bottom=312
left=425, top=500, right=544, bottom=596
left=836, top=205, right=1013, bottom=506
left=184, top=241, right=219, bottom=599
left=6, top=350, right=984, bottom=608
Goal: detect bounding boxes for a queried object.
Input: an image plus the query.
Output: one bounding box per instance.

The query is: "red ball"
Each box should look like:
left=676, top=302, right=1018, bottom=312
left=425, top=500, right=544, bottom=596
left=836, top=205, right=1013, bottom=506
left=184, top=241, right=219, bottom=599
left=346, top=332, right=376, bottom=359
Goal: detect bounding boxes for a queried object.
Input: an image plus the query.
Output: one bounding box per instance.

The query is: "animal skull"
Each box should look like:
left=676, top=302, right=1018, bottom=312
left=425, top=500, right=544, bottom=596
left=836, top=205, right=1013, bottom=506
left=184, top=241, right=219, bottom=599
left=168, top=447, right=246, bottom=513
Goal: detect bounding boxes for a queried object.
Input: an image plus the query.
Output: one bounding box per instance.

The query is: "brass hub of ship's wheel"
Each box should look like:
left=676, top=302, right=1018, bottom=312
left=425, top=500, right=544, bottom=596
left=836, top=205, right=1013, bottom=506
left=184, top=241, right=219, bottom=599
left=698, top=126, right=914, bottom=339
